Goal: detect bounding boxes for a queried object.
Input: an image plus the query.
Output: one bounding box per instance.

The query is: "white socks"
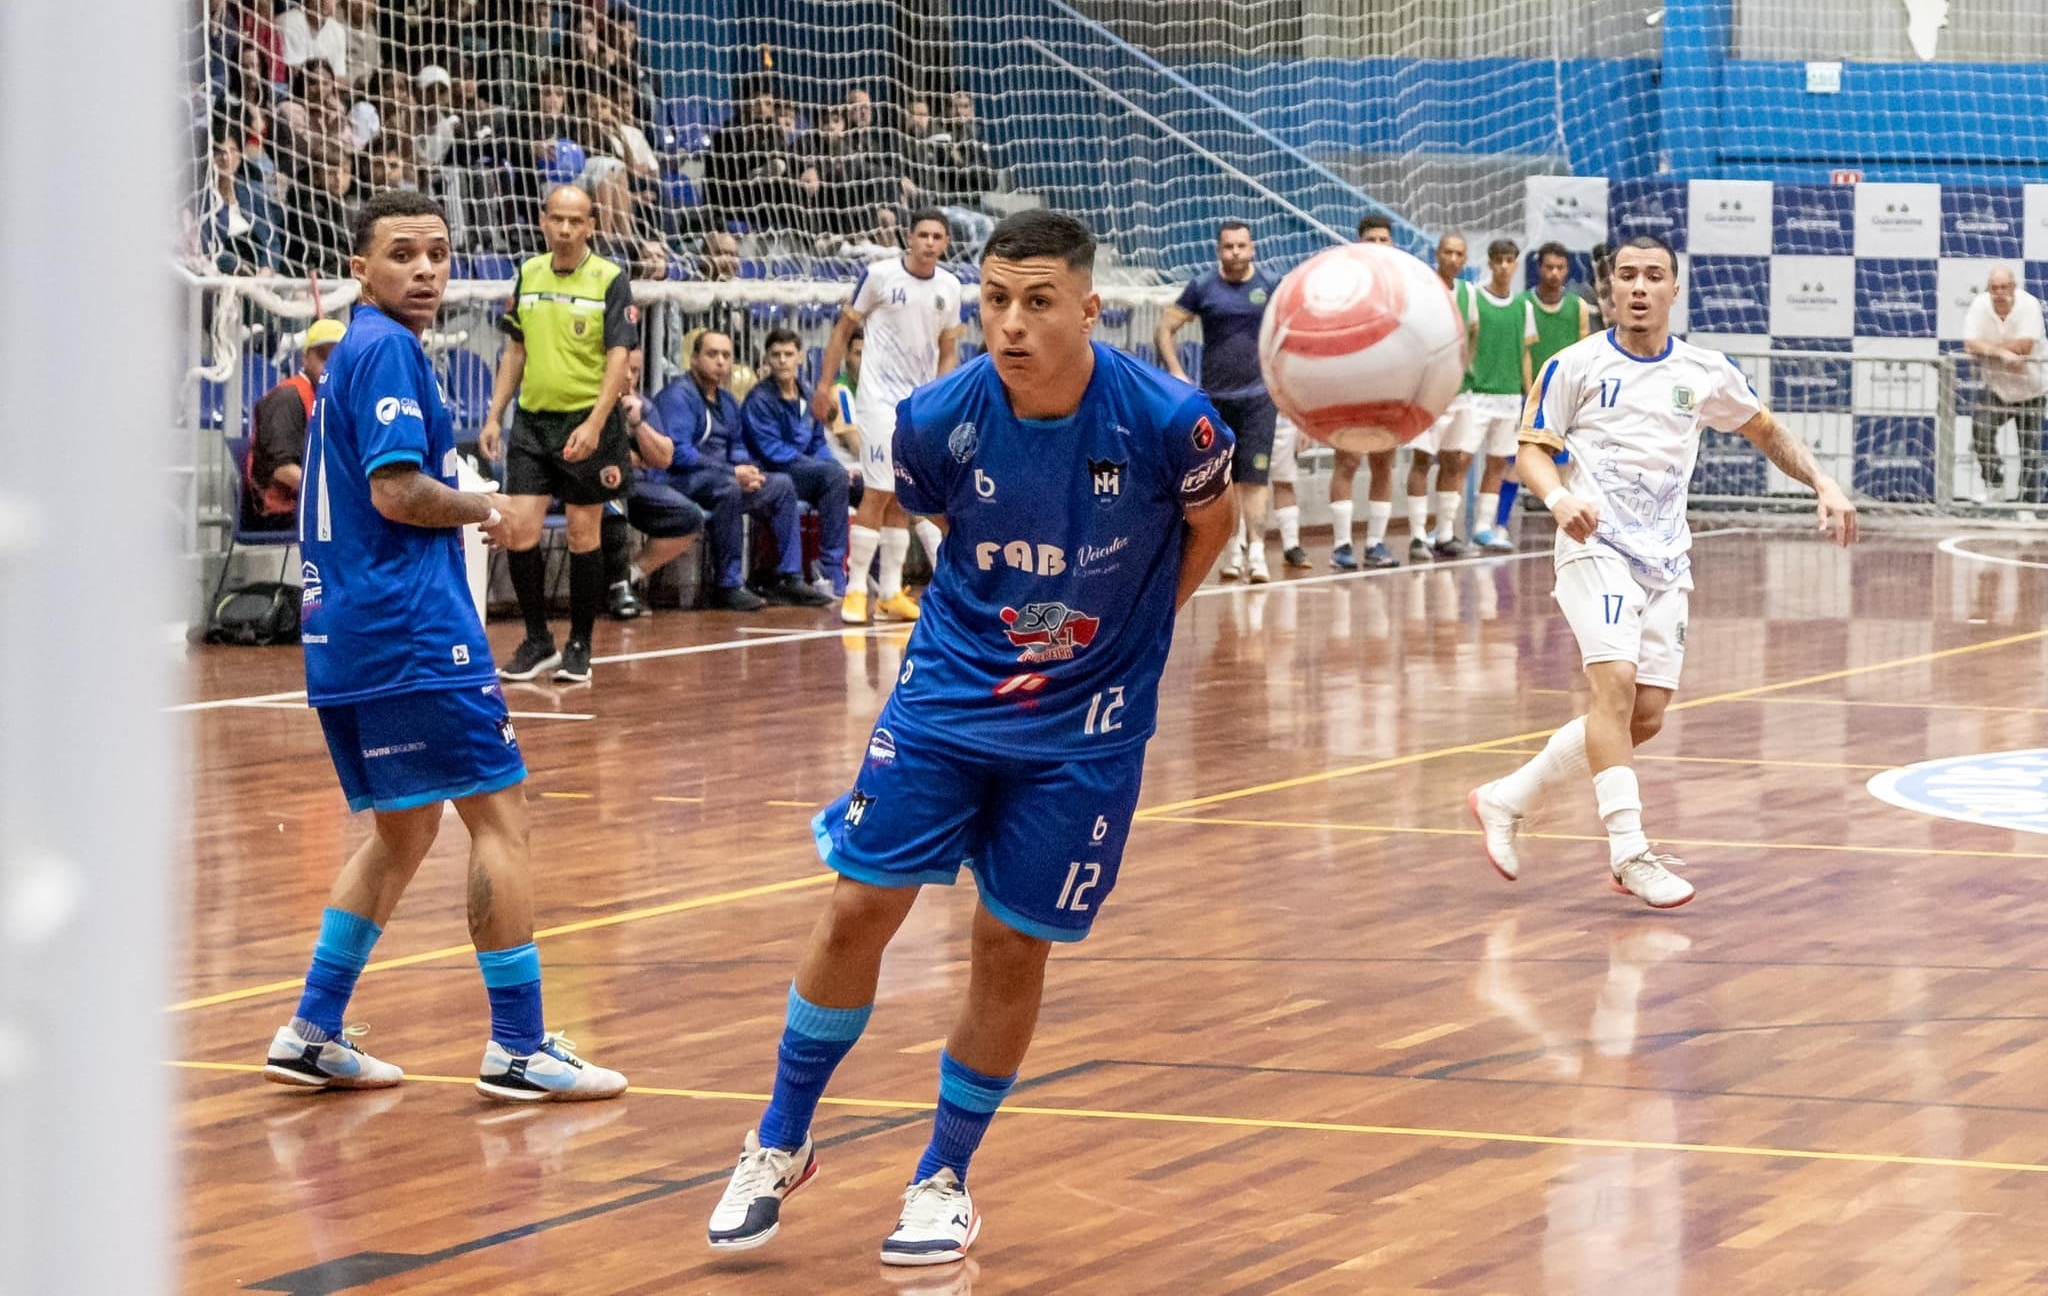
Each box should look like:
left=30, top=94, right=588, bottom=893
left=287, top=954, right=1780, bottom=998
left=1365, top=499, right=1391, bottom=546
left=1592, top=765, right=1649, bottom=867
left=1434, top=491, right=1462, bottom=543
left=1494, top=717, right=1588, bottom=814
left=847, top=525, right=881, bottom=595
left=1275, top=504, right=1301, bottom=551
left=878, top=527, right=911, bottom=599
left=914, top=517, right=943, bottom=565
left=1328, top=500, right=1354, bottom=550
left=1477, top=492, right=1499, bottom=534
left=1407, top=495, right=1430, bottom=545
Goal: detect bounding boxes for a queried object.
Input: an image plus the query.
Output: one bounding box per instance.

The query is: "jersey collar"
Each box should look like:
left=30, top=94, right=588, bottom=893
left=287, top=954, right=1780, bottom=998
left=1605, top=328, right=1673, bottom=363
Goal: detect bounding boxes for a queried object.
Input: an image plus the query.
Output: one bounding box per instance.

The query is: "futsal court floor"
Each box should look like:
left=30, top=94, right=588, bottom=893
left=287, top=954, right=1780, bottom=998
left=176, top=523, right=2048, bottom=1294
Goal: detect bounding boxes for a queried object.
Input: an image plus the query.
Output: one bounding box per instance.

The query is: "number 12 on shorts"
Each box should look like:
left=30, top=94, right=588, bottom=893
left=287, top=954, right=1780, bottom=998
left=1602, top=593, right=1625, bottom=625
left=1056, top=860, right=1102, bottom=912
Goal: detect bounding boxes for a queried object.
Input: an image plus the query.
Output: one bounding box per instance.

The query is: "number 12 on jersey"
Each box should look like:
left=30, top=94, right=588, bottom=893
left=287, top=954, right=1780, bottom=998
left=1084, top=686, right=1125, bottom=736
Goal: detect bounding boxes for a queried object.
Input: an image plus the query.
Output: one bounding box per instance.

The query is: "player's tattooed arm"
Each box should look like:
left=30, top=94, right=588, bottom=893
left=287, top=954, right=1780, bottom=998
left=1737, top=409, right=1860, bottom=546
left=368, top=462, right=495, bottom=529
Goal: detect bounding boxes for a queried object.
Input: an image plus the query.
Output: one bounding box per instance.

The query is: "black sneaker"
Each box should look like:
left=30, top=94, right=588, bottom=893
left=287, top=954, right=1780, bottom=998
left=710, top=584, right=766, bottom=612
left=500, top=636, right=560, bottom=681
left=553, top=640, right=592, bottom=683
left=607, top=581, right=645, bottom=620
left=1329, top=543, right=1358, bottom=571
left=1407, top=537, right=1434, bottom=563
left=1282, top=545, right=1312, bottom=570
left=1432, top=536, right=1468, bottom=560
left=1362, top=541, right=1401, bottom=569
left=759, top=574, right=831, bottom=608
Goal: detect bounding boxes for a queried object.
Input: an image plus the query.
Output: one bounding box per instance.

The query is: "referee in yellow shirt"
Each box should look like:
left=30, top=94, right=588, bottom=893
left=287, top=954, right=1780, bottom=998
left=480, top=185, right=639, bottom=684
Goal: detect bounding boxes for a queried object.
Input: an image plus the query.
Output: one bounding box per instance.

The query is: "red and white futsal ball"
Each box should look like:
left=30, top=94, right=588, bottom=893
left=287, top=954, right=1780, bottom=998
left=1258, top=242, right=1467, bottom=453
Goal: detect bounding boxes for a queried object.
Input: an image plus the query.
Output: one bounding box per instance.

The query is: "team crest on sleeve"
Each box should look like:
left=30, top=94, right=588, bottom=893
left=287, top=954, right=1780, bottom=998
left=1191, top=416, right=1216, bottom=451
left=1000, top=602, right=1100, bottom=663
left=948, top=422, right=979, bottom=463
left=1087, top=458, right=1125, bottom=501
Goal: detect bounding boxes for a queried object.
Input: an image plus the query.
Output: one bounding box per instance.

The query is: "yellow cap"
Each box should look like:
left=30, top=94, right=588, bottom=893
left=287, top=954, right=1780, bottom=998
left=303, top=318, right=347, bottom=350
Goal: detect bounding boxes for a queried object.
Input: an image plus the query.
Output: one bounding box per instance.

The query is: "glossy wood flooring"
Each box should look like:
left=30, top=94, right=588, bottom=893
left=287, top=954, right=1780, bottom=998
left=177, top=524, right=2048, bottom=1294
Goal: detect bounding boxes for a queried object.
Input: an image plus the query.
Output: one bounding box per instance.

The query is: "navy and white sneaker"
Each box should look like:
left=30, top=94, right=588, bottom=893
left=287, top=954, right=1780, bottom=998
left=264, top=1024, right=403, bottom=1090
left=475, top=1034, right=627, bottom=1102
left=880, top=1168, right=981, bottom=1267
left=1329, top=542, right=1358, bottom=571
left=707, top=1129, right=818, bottom=1251
left=1362, top=541, right=1401, bottom=569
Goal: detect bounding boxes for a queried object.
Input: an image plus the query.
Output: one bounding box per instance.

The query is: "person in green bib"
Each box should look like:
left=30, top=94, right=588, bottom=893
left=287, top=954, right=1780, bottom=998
left=1523, top=241, right=1596, bottom=389
left=1463, top=238, right=1531, bottom=553
left=479, top=184, right=640, bottom=686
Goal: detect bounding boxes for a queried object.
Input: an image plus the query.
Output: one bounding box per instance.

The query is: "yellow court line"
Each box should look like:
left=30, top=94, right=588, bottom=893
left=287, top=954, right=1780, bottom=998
left=1753, top=696, right=2048, bottom=717
left=651, top=795, right=705, bottom=804
left=166, top=1061, right=2048, bottom=1177
left=1486, top=750, right=1894, bottom=772
left=166, top=872, right=837, bottom=1014
left=1139, top=814, right=2048, bottom=861
left=763, top=800, right=817, bottom=808
left=1135, top=628, right=2048, bottom=818
left=539, top=792, right=593, bottom=800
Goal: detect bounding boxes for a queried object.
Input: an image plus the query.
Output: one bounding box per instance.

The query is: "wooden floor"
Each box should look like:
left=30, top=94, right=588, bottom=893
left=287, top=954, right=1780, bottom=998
left=176, top=524, right=2048, bottom=1295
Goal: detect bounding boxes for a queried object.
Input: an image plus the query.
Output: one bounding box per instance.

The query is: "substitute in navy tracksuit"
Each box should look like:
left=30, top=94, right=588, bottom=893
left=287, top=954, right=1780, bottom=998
left=740, top=329, right=854, bottom=596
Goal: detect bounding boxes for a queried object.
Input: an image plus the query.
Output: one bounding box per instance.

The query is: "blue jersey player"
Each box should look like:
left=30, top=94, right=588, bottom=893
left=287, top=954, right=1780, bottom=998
left=708, top=210, right=1240, bottom=1266
left=264, top=190, right=625, bottom=1103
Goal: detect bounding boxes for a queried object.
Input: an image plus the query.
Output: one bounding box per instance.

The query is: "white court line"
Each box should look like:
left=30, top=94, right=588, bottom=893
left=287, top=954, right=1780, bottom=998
left=1191, top=525, right=1755, bottom=598
left=1940, top=534, right=2048, bottom=572
left=183, top=698, right=593, bottom=721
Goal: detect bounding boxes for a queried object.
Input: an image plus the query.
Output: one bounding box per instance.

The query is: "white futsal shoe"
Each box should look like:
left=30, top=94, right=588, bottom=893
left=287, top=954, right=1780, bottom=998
left=1611, top=849, right=1695, bottom=909
left=881, top=1167, right=980, bottom=1266
left=264, top=1024, right=404, bottom=1090
left=1468, top=782, right=1523, bottom=880
left=708, top=1129, right=817, bottom=1251
left=475, top=1034, right=628, bottom=1102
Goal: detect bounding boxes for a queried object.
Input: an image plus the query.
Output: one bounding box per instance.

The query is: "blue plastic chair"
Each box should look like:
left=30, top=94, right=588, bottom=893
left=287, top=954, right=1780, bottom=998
left=442, top=350, right=496, bottom=434
left=543, top=139, right=586, bottom=188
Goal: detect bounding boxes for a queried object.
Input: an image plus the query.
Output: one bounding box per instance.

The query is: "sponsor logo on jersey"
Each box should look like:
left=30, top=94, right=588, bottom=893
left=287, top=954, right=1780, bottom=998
left=1078, top=536, right=1129, bottom=568
left=1180, top=450, right=1231, bottom=499
left=866, top=727, right=897, bottom=764
left=1867, top=749, right=2048, bottom=836
left=894, top=463, right=916, bottom=488
left=976, top=541, right=1067, bottom=574
left=1088, top=457, right=1125, bottom=500
left=374, top=395, right=423, bottom=425
left=845, top=790, right=875, bottom=826
left=1191, top=415, right=1216, bottom=451
left=1000, top=601, right=1100, bottom=663
left=498, top=716, right=519, bottom=746
left=300, top=560, right=324, bottom=607
left=974, top=468, right=997, bottom=499
left=949, top=422, right=979, bottom=462
left=992, top=672, right=1049, bottom=697
left=453, top=644, right=470, bottom=666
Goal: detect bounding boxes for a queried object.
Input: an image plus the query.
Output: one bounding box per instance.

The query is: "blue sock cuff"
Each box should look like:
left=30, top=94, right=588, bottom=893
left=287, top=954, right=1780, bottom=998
left=937, top=1050, right=1016, bottom=1115
left=785, top=984, right=872, bottom=1042
left=316, top=907, right=383, bottom=967
left=476, top=942, right=542, bottom=988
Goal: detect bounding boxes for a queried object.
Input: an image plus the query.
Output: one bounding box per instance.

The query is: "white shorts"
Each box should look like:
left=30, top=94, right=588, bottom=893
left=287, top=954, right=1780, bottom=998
left=1554, top=552, right=1689, bottom=690
left=854, top=395, right=897, bottom=493
left=1270, top=415, right=1299, bottom=486
left=1411, top=394, right=1475, bottom=457
left=1461, top=392, right=1524, bottom=458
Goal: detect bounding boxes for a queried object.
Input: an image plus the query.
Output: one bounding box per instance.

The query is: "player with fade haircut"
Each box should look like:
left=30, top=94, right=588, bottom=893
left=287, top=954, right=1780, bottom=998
left=706, top=208, right=1239, bottom=1267
left=1469, top=234, right=1858, bottom=909
left=268, top=188, right=627, bottom=1103
left=814, top=207, right=964, bottom=624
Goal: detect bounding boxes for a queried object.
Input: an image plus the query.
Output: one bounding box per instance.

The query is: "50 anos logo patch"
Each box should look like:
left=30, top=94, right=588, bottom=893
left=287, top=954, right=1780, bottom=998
left=1866, top=749, right=2048, bottom=836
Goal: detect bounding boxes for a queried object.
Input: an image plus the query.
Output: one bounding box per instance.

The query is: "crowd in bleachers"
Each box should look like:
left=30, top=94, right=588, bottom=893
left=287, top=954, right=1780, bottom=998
left=188, top=0, right=1010, bottom=282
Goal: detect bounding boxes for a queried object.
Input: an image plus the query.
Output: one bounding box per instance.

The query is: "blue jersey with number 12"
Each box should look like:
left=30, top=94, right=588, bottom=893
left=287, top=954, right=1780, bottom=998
left=887, top=342, right=1234, bottom=760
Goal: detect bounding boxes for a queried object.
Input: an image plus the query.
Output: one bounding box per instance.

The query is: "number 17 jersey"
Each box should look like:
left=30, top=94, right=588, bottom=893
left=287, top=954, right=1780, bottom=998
left=888, top=343, right=1235, bottom=760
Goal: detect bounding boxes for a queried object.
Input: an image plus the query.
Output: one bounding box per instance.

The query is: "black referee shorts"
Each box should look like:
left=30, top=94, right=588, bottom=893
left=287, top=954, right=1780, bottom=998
left=506, top=406, right=633, bottom=506
left=1212, top=392, right=1277, bottom=487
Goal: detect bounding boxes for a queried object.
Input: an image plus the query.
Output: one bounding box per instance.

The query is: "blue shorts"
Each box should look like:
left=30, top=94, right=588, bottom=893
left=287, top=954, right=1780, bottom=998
left=812, top=722, right=1147, bottom=943
left=317, top=684, right=527, bottom=813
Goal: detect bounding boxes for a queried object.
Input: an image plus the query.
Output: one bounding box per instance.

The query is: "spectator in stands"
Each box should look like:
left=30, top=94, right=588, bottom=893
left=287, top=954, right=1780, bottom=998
left=635, top=239, right=672, bottom=281
left=237, top=102, right=282, bottom=197
left=742, top=328, right=853, bottom=596
left=840, top=204, right=903, bottom=260
left=943, top=89, right=1003, bottom=196
left=338, top=0, right=380, bottom=87
left=234, top=44, right=281, bottom=119
left=279, top=0, right=348, bottom=80
left=903, top=99, right=951, bottom=203
left=1963, top=265, right=2048, bottom=504
left=283, top=155, right=354, bottom=276
left=650, top=330, right=829, bottom=610
left=707, top=90, right=780, bottom=231
left=246, top=318, right=346, bottom=522
left=602, top=349, right=704, bottom=619
left=699, top=229, right=740, bottom=281
left=368, top=138, right=419, bottom=192
left=202, top=131, right=282, bottom=274
left=485, top=0, right=558, bottom=119
left=842, top=86, right=907, bottom=213
left=586, top=88, right=660, bottom=240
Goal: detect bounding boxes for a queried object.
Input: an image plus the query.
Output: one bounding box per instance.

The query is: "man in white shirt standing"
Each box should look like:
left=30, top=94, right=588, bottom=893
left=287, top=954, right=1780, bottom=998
left=1467, top=234, right=1857, bottom=909
left=1961, top=265, right=2048, bottom=503
left=813, top=209, right=964, bottom=624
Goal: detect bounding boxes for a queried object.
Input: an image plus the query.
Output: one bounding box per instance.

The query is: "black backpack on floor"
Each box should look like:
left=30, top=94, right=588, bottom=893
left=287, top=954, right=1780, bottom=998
left=205, top=581, right=302, bottom=646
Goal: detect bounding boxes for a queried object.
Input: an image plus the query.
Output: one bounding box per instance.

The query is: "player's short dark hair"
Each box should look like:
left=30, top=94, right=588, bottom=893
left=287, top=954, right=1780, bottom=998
left=762, top=326, right=801, bottom=355
left=1617, top=233, right=1678, bottom=273
left=982, top=209, right=1096, bottom=272
left=1487, top=238, right=1520, bottom=261
left=908, top=206, right=949, bottom=235
left=1217, top=219, right=1251, bottom=241
left=1536, top=241, right=1571, bottom=266
left=692, top=328, right=731, bottom=357
left=848, top=325, right=864, bottom=343
left=351, top=188, right=448, bottom=256
left=1357, top=213, right=1394, bottom=238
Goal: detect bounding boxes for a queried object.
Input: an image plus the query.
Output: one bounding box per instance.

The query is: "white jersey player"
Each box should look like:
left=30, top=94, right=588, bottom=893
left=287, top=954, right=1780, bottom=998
left=812, top=209, right=965, bottom=624
left=1469, top=235, right=1857, bottom=908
